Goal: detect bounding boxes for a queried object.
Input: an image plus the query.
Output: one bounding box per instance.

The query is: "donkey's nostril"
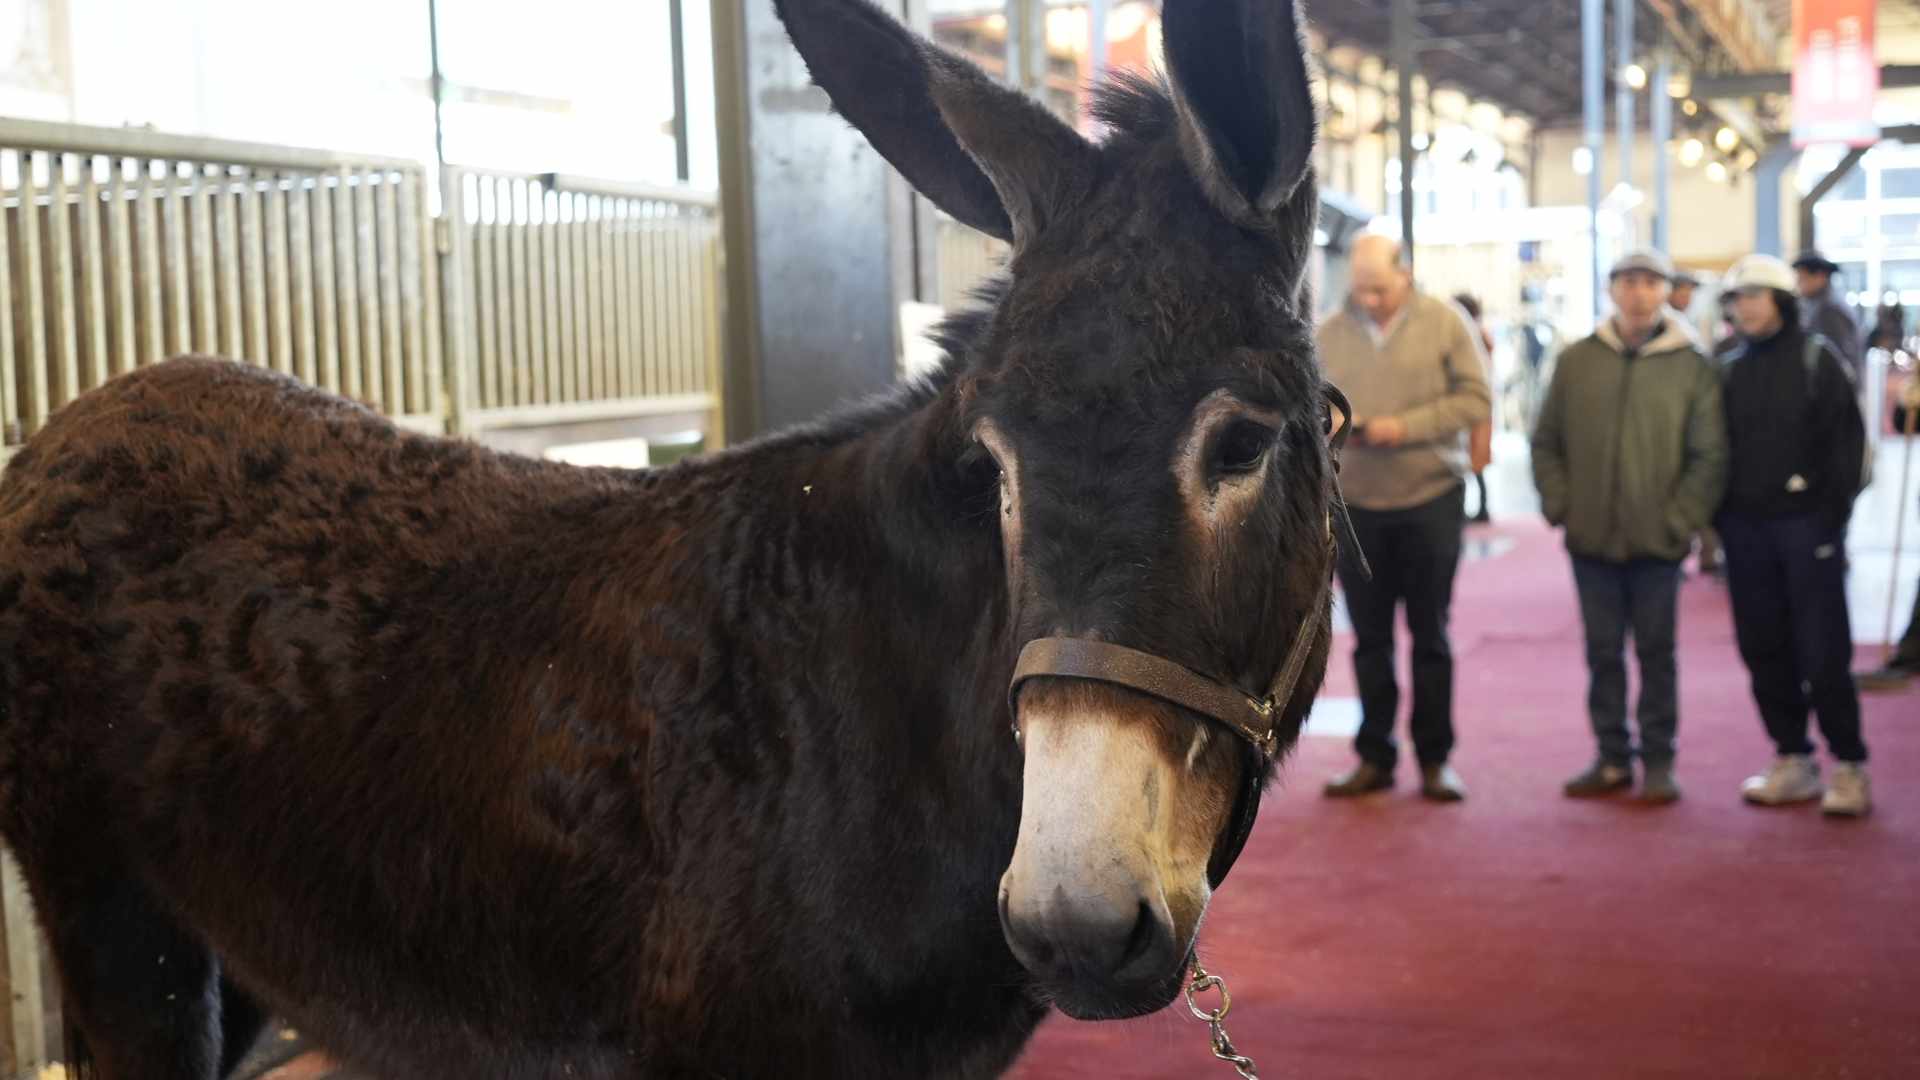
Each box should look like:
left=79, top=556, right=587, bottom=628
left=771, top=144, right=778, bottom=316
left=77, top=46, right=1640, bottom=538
left=1121, top=900, right=1158, bottom=969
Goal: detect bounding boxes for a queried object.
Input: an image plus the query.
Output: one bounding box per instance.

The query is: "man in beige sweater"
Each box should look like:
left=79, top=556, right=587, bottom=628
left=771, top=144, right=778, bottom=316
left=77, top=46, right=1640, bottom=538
left=1317, top=235, right=1492, bottom=801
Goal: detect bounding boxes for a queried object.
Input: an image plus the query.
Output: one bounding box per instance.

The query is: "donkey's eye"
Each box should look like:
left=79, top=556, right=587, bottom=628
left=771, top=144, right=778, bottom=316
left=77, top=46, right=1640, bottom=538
left=1212, top=420, right=1277, bottom=476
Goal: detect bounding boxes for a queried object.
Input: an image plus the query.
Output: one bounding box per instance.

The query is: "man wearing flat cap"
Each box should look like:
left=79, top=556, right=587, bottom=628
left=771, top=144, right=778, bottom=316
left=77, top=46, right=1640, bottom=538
left=1792, top=250, right=1866, bottom=383
left=1532, top=250, right=1726, bottom=803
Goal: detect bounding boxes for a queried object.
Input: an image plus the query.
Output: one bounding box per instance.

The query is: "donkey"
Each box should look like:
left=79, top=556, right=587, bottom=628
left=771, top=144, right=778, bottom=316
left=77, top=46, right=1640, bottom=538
left=0, top=0, right=1342, bottom=1076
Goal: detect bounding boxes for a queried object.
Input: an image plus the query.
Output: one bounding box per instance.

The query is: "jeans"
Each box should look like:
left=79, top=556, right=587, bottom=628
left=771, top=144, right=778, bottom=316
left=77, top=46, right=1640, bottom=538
left=1717, top=513, right=1868, bottom=763
left=1570, top=556, right=1682, bottom=767
left=1336, top=485, right=1465, bottom=771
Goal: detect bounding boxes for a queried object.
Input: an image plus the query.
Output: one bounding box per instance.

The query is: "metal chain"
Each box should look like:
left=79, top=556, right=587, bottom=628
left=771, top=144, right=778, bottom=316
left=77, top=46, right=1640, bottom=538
left=1184, top=961, right=1260, bottom=1079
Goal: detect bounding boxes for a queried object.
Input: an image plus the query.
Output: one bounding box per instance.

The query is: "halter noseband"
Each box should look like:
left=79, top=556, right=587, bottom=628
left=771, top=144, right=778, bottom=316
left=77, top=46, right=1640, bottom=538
left=1004, top=383, right=1360, bottom=887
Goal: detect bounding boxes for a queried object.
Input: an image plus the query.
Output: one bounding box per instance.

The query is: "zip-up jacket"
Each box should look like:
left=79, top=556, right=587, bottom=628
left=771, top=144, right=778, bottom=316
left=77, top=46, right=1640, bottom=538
left=1532, top=318, right=1728, bottom=562
left=1718, top=322, right=1866, bottom=535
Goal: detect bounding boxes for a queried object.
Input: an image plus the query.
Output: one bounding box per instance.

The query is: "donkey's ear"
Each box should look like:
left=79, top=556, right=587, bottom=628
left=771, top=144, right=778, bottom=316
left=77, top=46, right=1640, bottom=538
left=774, top=0, right=1095, bottom=246
left=1161, top=0, right=1317, bottom=221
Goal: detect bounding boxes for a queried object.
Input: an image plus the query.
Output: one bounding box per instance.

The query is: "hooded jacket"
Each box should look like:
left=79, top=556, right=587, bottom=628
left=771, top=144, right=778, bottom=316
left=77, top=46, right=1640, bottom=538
left=1532, top=318, right=1728, bottom=562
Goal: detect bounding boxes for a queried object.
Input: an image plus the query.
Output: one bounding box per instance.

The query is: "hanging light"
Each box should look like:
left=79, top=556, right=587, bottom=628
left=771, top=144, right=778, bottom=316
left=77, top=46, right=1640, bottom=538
left=1623, top=64, right=1648, bottom=91
left=1715, top=126, right=1739, bottom=153
left=1666, top=72, right=1692, bottom=98
left=1706, top=160, right=1729, bottom=183
left=1679, top=138, right=1705, bottom=167
left=1572, top=146, right=1594, bottom=176
left=1682, top=99, right=1699, bottom=116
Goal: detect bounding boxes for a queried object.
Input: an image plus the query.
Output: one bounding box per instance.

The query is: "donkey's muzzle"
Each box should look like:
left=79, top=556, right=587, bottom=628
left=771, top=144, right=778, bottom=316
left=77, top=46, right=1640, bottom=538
left=998, top=881, right=1181, bottom=1018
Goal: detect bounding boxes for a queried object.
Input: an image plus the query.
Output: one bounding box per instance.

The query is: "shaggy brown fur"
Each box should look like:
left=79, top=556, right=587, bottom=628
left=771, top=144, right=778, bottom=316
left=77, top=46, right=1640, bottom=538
left=0, top=0, right=1334, bottom=1076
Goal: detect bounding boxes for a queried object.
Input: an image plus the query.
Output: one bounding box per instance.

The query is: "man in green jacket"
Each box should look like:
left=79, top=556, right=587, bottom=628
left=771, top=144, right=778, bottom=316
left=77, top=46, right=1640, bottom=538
left=1532, top=250, right=1728, bottom=803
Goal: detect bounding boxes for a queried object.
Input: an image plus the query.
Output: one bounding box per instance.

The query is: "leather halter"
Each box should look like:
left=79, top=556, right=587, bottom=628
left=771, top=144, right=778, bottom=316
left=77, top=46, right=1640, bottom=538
left=1005, top=383, right=1360, bottom=887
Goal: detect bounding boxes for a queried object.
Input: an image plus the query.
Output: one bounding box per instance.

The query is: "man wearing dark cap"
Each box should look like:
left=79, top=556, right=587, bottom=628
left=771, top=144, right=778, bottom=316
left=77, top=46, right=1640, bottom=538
left=1669, top=270, right=1700, bottom=317
left=1792, top=250, right=1866, bottom=383
left=1533, top=250, right=1727, bottom=803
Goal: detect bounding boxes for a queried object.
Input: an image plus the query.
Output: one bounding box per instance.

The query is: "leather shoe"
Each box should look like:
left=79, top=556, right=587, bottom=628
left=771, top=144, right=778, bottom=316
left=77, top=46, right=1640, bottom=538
left=1420, top=763, right=1467, bottom=802
left=1323, top=761, right=1392, bottom=797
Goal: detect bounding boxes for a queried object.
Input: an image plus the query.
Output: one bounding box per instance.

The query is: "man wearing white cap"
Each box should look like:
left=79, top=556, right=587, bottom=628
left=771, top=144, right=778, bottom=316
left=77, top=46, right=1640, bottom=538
left=1533, top=250, right=1726, bottom=803
left=1717, top=254, right=1872, bottom=816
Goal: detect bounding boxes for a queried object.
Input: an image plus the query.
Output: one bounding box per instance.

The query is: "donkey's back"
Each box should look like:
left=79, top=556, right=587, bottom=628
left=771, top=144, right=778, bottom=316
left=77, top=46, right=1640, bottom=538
left=0, top=357, right=705, bottom=1077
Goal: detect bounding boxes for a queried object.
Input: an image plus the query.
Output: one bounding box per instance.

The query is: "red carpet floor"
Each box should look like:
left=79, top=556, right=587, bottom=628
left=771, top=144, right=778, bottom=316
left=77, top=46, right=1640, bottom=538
left=1007, top=520, right=1920, bottom=1080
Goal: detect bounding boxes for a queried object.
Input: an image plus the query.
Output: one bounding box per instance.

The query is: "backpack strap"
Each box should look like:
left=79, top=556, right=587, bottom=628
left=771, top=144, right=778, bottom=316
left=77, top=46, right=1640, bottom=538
left=1802, top=331, right=1831, bottom=395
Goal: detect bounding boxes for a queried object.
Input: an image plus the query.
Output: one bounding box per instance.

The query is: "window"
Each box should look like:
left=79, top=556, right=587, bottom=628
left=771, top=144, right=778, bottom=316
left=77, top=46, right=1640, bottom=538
left=1881, top=167, right=1920, bottom=200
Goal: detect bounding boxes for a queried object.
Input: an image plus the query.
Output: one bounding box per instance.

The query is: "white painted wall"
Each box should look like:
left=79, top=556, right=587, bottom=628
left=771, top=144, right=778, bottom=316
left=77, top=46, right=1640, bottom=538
left=1530, top=128, right=1796, bottom=272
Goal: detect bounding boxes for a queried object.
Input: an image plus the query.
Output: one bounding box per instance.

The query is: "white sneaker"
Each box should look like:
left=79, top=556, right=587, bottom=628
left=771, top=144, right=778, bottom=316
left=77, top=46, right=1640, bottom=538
left=1821, top=763, right=1872, bottom=817
left=1741, top=754, right=1823, bottom=805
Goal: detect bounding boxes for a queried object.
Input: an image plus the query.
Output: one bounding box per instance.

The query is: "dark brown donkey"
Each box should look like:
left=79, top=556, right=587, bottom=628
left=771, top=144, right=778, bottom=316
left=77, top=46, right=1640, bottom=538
left=0, top=0, right=1345, bottom=1076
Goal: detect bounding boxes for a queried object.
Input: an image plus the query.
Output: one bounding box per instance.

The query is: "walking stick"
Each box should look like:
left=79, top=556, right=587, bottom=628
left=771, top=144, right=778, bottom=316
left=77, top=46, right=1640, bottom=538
left=1883, top=364, right=1920, bottom=667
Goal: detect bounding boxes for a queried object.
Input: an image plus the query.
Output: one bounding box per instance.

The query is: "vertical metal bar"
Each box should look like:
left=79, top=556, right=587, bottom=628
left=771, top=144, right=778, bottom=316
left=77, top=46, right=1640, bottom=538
left=397, top=171, right=425, bottom=415
left=379, top=172, right=404, bottom=413
left=513, top=178, right=535, bottom=406
left=1, top=852, right=46, bottom=1070
left=474, top=177, right=499, bottom=410
left=576, top=194, right=599, bottom=399
left=108, top=159, right=136, bottom=375
left=242, top=169, right=269, bottom=364
left=1086, top=0, right=1108, bottom=82
left=665, top=210, right=687, bottom=394
left=311, top=175, right=341, bottom=392
left=626, top=200, right=647, bottom=398
left=601, top=198, right=619, bottom=399
left=1652, top=49, right=1672, bottom=252
left=136, top=160, right=164, bottom=366
left=573, top=195, right=592, bottom=402
left=191, top=164, right=216, bottom=353
left=163, top=161, right=190, bottom=355
left=265, top=173, right=292, bottom=373
left=435, top=166, right=468, bottom=432
left=78, top=156, right=109, bottom=389
left=428, top=0, right=449, bottom=172
left=554, top=189, right=576, bottom=404
left=354, top=168, right=380, bottom=408
left=218, top=169, right=244, bottom=358
left=47, top=153, right=81, bottom=406
left=334, top=168, right=363, bottom=401
left=1392, top=0, right=1416, bottom=267
left=0, top=153, right=16, bottom=441
left=703, top=218, right=724, bottom=439
left=288, top=173, right=318, bottom=385
left=18, top=152, right=49, bottom=433
left=1583, top=0, right=1605, bottom=322
left=641, top=202, right=662, bottom=397
left=526, top=180, right=549, bottom=403
left=418, top=168, right=444, bottom=423
left=541, top=188, right=562, bottom=405
left=611, top=198, right=633, bottom=400
left=1615, top=0, right=1634, bottom=196
left=671, top=0, right=691, bottom=183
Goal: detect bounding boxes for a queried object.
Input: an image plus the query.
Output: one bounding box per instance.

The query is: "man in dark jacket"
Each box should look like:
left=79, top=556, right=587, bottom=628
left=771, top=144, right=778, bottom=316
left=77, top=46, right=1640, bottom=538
left=1533, top=250, right=1727, bottom=803
left=1792, top=250, right=1865, bottom=383
left=1717, top=254, right=1872, bottom=817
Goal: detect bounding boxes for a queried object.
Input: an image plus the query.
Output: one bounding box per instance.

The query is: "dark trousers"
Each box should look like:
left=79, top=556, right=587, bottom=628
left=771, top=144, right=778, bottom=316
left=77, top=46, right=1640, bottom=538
left=1570, top=556, right=1681, bottom=767
left=1718, top=513, right=1868, bottom=763
left=1337, top=485, right=1464, bottom=771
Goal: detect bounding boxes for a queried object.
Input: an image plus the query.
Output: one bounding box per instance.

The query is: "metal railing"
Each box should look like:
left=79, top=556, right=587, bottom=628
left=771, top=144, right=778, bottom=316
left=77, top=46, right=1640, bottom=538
left=1, top=119, right=444, bottom=444
left=933, top=213, right=1008, bottom=312
left=1, top=120, right=728, bottom=463
left=441, top=169, right=722, bottom=437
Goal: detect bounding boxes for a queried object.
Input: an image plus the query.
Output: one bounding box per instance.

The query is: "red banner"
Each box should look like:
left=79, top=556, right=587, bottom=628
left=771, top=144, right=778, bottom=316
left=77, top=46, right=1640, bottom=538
left=1793, top=0, right=1880, bottom=147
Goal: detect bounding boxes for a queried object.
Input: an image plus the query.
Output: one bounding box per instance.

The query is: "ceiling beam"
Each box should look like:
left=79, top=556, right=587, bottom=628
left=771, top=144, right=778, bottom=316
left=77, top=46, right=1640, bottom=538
left=1641, top=0, right=1781, bottom=72
left=1692, top=65, right=1920, bottom=99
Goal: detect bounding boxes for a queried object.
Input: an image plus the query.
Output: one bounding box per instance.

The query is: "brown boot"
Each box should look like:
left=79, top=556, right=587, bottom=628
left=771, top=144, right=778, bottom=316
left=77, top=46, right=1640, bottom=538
left=1323, top=761, right=1393, bottom=797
